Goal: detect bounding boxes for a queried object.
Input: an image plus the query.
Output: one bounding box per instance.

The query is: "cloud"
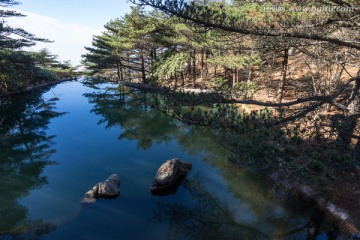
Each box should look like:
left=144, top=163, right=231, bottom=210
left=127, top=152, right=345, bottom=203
left=5, top=9, right=102, bottom=65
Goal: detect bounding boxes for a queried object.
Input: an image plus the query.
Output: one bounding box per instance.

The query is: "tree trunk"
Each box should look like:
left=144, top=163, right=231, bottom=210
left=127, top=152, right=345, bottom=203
left=248, top=67, right=253, bottom=81
left=116, top=61, right=124, bottom=81
left=354, top=137, right=360, bottom=157
left=336, top=75, right=360, bottom=150
left=140, top=53, right=146, bottom=84
left=120, top=67, right=124, bottom=81
left=192, top=49, right=196, bottom=88
left=335, top=114, right=358, bottom=150
left=181, top=72, right=185, bottom=87
left=233, top=68, right=238, bottom=87
left=200, top=50, right=205, bottom=80
left=187, top=49, right=192, bottom=76
left=116, top=62, right=121, bottom=80
left=127, top=54, right=131, bottom=80
left=347, top=75, right=360, bottom=116
left=236, top=68, right=239, bottom=83
left=153, top=48, right=157, bottom=60
left=276, top=48, right=289, bottom=103
left=174, top=72, right=178, bottom=89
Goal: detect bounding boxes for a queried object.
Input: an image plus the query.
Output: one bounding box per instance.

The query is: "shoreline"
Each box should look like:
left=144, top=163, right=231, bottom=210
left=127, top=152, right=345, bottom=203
left=0, top=78, right=77, bottom=98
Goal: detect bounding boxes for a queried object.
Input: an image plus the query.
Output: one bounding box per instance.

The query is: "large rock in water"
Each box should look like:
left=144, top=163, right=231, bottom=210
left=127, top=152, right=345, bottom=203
left=82, top=174, right=120, bottom=204
left=151, top=158, right=192, bottom=192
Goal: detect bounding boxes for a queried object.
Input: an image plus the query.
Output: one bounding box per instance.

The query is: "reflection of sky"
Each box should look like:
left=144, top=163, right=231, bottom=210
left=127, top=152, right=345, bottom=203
left=16, top=81, right=310, bottom=239
left=199, top=165, right=257, bottom=222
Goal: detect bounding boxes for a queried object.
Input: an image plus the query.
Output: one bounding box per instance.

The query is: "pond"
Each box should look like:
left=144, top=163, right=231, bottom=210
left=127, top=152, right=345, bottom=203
left=0, top=80, right=340, bottom=239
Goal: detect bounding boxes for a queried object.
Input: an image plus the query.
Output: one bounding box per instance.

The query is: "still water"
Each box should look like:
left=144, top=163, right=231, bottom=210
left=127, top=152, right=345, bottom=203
left=0, top=80, right=339, bottom=239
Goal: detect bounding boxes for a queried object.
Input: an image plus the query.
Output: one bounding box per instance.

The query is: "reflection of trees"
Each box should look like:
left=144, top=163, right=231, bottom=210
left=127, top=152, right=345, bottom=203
left=84, top=83, right=341, bottom=239
left=84, top=85, right=179, bottom=150
left=153, top=176, right=270, bottom=240
left=153, top=177, right=339, bottom=240
left=84, top=84, right=279, bottom=206
left=0, top=89, right=63, bottom=239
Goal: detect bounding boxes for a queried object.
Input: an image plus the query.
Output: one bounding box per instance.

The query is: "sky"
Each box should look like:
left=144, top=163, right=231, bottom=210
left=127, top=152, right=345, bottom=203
left=5, top=0, right=133, bottom=65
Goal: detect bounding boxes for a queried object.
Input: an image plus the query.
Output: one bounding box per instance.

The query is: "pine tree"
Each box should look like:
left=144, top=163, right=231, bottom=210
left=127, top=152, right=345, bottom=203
left=0, top=0, right=51, bottom=49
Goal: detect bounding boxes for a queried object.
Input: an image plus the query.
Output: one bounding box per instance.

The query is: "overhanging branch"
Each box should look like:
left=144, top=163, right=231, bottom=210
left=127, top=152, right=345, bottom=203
left=132, top=0, right=360, bottom=50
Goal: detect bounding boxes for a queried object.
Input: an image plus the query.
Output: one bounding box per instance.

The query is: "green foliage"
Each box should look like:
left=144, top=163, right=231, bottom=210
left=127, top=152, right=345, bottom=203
left=0, top=1, right=75, bottom=92
left=153, top=51, right=189, bottom=80
left=0, top=48, right=75, bottom=92
left=33, top=67, right=59, bottom=83
left=206, top=77, right=230, bottom=91
left=208, top=53, right=262, bottom=69
left=0, top=49, right=35, bottom=91
left=83, top=6, right=173, bottom=82
left=233, top=81, right=257, bottom=99
left=29, top=48, right=59, bottom=68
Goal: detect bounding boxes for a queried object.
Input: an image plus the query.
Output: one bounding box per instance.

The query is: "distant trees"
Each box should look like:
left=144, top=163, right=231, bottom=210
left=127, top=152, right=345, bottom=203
left=83, top=7, right=173, bottom=83
left=0, top=0, right=76, bottom=92
left=0, top=49, right=35, bottom=90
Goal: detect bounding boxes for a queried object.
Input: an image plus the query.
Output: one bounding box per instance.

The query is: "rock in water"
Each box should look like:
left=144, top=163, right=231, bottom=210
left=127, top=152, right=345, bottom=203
left=151, top=158, right=192, bottom=192
left=82, top=174, right=120, bottom=204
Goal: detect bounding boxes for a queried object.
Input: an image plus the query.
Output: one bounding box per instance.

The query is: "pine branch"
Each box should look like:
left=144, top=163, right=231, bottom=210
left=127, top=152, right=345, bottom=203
left=131, top=0, right=360, bottom=50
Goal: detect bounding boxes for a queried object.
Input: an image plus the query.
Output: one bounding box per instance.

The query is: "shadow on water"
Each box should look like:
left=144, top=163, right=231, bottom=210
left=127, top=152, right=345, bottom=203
left=153, top=175, right=342, bottom=240
left=0, top=88, right=65, bottom=239
left=83, top=82, right=343, bottom=239
left=152, top=175, right=270, bottom=240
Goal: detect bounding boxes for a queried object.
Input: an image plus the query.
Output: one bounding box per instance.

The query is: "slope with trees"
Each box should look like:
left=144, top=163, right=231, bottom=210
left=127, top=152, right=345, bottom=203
left=82, top=0, right=360, bottom=214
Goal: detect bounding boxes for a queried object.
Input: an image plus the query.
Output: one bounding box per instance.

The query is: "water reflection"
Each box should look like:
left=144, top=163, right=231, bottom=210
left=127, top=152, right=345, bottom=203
left=84, top=85, right=179, bottom=150
left=153, top=176, right=270, bottom=240
left=0, top=89, right=64, bottom=239
left=83, top=82, right=342, bottom=239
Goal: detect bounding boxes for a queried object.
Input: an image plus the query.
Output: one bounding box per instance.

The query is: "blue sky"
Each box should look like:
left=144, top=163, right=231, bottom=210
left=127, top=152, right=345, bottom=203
left=6, top=0, right=133, bottom=65
left=16, top=0, right=132, bottom=29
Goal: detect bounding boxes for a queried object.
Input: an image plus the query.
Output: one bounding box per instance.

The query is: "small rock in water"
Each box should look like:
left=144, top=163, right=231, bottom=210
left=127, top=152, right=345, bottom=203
left=151, top=158, right=192, bottom=193
left=82, top=174, right=120, bottom=204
